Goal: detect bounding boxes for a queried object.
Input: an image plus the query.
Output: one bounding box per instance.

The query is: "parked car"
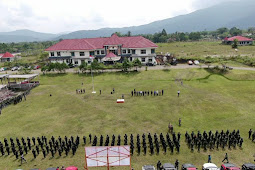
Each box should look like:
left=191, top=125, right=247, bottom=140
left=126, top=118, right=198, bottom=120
left=194, top=60, right=200, bottom=65
left=34, top=65, right=41, bottom=70
left=182, top=164, right=197, bottom=170
left=163, top=163, right=176, bottom=170
left=142, top=165, right=156, bottom=170
left=242, top=163, right=255, bottom=170
left=0, top=67, right=6, bottom=72
left=188, top=60, right=193, bottom=65
left=221, top=163, right=240, bottom=170
left=11, top=66, right=18, bottom=71
left=203, top=163, right=219, bottom=170
left=18, top=66, right=23, bottom=71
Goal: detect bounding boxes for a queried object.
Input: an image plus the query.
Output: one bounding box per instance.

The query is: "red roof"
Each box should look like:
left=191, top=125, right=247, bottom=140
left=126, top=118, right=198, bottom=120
left=2, top=52, right=14, bottom=58
left=225, top=36, right=253, bottom=41
left=105, top=52, right=117, bottom=58
left=45, top=34, right=158, bottom=51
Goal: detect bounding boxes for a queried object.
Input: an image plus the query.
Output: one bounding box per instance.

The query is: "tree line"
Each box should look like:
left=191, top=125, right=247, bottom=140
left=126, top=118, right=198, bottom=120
left=41, top=58, right=142, bottom=74
left=0, top=27, right=254, bottom=55
left=116, top=27, right=255, bottom=43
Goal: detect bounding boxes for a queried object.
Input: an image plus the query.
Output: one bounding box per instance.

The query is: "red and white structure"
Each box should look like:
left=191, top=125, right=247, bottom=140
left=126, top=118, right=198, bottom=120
left=223, top=36, right=253, bottom=46
left=85, top=146, right=131, bottom=170
left=45, top=34, right=158, bottom=66
left=0, top=52, right=16, bottom=62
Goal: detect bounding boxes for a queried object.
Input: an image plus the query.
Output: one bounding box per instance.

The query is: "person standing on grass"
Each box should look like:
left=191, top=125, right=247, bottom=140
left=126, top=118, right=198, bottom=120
left=222, top=153, right=229, bottom=163
left=177, top=90, right=180, bottom=97
left=208, top=154, right=212, bottom=163
left=21, top=154, right=27, bottom=164
left=179, top=118, right=181, bottom=127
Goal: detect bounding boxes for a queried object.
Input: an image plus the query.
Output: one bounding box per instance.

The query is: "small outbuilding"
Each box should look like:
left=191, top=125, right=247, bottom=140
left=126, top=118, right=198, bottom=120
left=1, top=52, right=16, bottom=62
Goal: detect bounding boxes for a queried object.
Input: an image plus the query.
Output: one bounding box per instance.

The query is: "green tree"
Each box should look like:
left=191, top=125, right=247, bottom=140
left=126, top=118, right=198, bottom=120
left=122, top=58, right=131, bottom=72
left=79, top=61, right=88, bottom=73
left=232, top=39, right=238, bottom=49
left=217, top=27, right=229, bottom=34
left=127, top=31, right=131, bottom=37
left=133, top=58, right=142, bottom=71
left=161, top=29, right=167, bottom=36
left=229, top=27, right=242, bottom=36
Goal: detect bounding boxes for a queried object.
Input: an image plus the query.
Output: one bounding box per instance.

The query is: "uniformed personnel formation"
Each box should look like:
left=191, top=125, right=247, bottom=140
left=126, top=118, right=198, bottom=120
left=185, top=130, right=243, bottom=152
left=131, top=89, right=164, bottom=96
left=0, top=135, right=81, bottom=160
left=0, top=90, right=29, bottom=115
left=0, top=133, right=181, bottom=160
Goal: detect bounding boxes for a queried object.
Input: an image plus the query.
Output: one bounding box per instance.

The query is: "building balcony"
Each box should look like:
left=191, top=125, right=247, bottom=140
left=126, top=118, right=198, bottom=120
left=49, top=56, right=71, bottom=59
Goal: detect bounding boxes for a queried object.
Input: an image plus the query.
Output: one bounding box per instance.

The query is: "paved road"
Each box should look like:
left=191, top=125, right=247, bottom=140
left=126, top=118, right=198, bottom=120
left=2, top=64, right=255, bottom=75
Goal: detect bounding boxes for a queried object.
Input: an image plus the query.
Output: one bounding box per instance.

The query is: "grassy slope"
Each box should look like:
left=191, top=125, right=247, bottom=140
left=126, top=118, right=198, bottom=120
left=156, top=42, right=255, bottom=58
left=0, top=69, right=255, bottom=169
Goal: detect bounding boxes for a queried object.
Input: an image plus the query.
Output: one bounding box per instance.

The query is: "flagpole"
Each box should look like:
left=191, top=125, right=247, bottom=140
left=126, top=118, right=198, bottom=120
left=91, top=56, right=96, bottom=94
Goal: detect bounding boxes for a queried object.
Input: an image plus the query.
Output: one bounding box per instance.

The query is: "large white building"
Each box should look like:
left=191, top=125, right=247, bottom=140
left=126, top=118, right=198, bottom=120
left=45, top=34, right=158, bottom=65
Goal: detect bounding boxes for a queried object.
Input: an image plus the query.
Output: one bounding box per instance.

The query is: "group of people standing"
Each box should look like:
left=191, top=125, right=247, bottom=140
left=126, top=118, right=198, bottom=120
left=76, top=89, right=85, bottom=94
left=131, top=89, right=164, bottom=97
left=185, top=129, right=243, bottom=152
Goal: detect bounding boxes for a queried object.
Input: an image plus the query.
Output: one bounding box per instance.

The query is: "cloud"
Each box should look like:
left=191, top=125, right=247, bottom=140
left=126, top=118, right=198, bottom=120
left=0, top=0, right=239, bottom=33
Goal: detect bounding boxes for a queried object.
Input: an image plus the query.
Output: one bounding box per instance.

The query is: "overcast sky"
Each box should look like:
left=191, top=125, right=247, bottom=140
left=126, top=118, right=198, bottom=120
left=0, top=0, right=236, bottom=34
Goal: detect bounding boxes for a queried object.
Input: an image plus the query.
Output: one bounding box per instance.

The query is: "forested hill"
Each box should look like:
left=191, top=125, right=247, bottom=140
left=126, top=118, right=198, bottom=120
left=56, top=0, right=255, bottom=39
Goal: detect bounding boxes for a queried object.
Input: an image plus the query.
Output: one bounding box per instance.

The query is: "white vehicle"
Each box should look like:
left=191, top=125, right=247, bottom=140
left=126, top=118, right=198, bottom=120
left=188, top=60, right=193, bottom=65
left=11, top=66, right=18, bottom=71
left=194, top=60, right=200, bottom=65
left=0, top=68, right=5, bottom=72
left=202, top=163, right=219, bottom=170
left=142, top=165, right=156, bottom=170
left=18, top=66, right=23, bottom=71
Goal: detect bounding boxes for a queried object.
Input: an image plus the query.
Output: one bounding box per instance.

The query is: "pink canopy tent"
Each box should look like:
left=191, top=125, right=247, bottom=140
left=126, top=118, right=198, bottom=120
left=66, top=166, right=78, bottom=170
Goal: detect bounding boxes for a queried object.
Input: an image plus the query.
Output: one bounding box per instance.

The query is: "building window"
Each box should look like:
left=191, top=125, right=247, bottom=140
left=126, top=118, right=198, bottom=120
left=142, top=58, right=145, bottom=62
left=80, top=52, right=85, bottom=56
left=71, top=52, right=75, bottom=56
left=122, top=49, right=126, bottom=54
left=75, top=61, right=78, bottom=65
left=151, top=49, right=155, bottom=54
left=149, top=59, right=152, bottom=62
left=97, top=50, right=100, bottom=55
left=141, top=49, right=146, bottom=54
left=132, top=50, right=136, bottom=54
left=128, top=49, right=131, bottom=54
left=50, top=52, right=54, bottom=56
left=101, top=50, right=105, bottom=55
left=90, top=51, right=95, bottom=56
left=57, top=52, right=61, bottom=56
left=130, top=57, right=133, bottom=61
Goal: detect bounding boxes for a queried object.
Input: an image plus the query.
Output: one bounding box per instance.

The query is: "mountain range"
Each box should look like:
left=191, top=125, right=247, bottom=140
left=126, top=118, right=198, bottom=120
left=0, top=0, right=255, bottom=43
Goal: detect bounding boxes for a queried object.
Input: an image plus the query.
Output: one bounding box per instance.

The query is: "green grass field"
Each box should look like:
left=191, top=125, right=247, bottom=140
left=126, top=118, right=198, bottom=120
left=156, top=42, right=255, bottom=58
left=0, top=69, right=255, bottom=170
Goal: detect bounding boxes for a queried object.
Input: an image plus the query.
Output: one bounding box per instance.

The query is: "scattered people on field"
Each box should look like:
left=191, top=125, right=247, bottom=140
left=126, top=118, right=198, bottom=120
left=248, top=129, right=255, bottom=142
left=179, top=118, right=181, bottom=127
left=175, top=159, right=179, bottom=170
left=177, top=90, right=180, bottom=97
left=76, top=89, right=85, bottom=94
left=208, top=154, right=212, bottom=163
left=222, top=153, right=229, bottom=163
